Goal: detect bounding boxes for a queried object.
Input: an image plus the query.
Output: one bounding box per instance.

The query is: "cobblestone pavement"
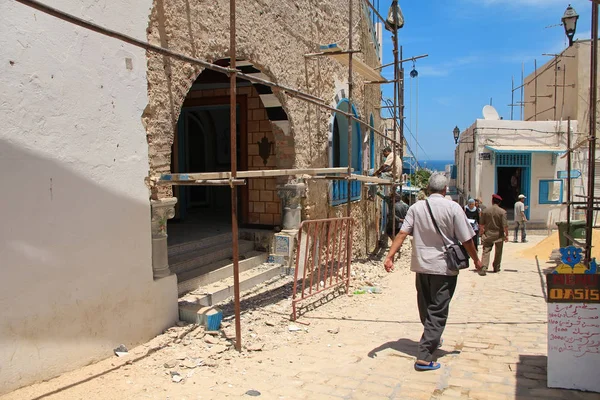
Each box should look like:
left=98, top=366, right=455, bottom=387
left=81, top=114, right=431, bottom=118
left=3, top=235, right=598, bottom=400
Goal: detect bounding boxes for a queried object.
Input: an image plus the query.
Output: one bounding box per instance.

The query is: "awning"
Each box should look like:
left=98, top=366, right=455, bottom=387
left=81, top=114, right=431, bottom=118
left=484, top=145, right=566, bottom=154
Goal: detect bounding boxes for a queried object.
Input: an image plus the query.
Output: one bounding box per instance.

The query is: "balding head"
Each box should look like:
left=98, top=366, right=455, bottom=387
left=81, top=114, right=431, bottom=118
left=428, top=173, right=448, bottom=195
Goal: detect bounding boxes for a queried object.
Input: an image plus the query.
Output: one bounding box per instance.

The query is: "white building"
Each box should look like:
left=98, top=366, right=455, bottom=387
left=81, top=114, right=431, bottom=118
left=455, top=115, right=579, bottom=228
left=0, top=1, right=178, bottom=394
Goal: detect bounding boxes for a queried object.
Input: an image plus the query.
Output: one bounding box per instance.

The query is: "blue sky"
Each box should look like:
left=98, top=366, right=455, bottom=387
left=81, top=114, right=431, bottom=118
left=376, top=0, right=594, bottom=161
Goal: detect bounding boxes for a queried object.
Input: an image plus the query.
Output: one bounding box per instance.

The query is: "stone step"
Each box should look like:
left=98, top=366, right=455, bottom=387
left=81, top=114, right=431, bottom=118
left=170, top=240, right=255, bottom=275
left=178, top=263, right=286, bottom=310
left=168, top=232, right=233, bottom=258
left=177, top=251, right=268, bottom=296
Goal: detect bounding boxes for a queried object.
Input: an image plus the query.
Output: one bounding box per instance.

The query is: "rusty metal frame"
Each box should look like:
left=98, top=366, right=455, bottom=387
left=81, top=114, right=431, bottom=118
left=291, top=217, right=354, bottom=321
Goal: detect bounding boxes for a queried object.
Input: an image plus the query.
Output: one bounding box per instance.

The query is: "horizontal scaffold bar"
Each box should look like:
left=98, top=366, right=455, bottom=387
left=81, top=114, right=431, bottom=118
left=167, top=179, right=247, bottom=186
left=159, top=167, right=353, bottom=182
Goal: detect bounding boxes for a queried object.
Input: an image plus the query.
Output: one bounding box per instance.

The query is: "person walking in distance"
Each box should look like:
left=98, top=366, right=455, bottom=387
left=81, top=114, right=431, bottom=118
left=476, top=198, right=486, bottom=212
left=464, top=198, right=480, bottom=250
left=479, top=194, right=509, bottom=275
left=513, top=194, right=527, bottom=243
left=383, top=173, right=482, bottom=371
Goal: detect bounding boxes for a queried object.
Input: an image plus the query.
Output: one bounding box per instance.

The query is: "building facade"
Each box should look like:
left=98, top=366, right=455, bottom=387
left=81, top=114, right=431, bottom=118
left=1, top=0, right=384, bottom=394
left=455, top=119, right=578, bottom=227
left=523, top=41, right=600, bottom=206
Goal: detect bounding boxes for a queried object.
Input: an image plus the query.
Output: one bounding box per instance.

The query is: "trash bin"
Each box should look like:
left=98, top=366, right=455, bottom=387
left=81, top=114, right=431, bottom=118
left=556, top=220, right=586, bottom=248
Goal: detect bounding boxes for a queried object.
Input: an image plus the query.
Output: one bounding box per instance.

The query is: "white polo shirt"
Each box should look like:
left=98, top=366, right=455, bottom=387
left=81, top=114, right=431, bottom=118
left=400, top=194, right=475, bottom=276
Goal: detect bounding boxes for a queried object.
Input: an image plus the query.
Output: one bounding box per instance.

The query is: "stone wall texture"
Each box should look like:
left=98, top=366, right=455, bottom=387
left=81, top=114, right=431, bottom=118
left=144, top=0, right=383, bottom=255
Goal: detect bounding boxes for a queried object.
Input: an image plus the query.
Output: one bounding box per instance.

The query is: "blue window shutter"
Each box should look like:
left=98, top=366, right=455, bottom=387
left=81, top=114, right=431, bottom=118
left=539, top=181, right=549, bottom=204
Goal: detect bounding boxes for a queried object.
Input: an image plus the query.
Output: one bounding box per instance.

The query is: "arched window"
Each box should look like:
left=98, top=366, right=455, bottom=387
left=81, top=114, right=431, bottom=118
left=331, top=99, right=361, bottom=205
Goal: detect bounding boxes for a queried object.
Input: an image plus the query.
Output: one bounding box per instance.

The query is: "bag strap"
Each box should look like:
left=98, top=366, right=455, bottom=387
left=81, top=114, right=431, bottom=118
left=425, top=199, right=449, bottom=251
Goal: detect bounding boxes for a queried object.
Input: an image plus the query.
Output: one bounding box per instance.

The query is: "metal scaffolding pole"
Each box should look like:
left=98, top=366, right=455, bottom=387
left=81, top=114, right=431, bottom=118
left=229, top=0, right=242, bottom=352
left=347, top=0, right=354, bottom=220
left=585, top=1, right=598, bottom=264
left=567, top=117, right=572, bottom=246
left=390, top=13, right=399, bottom=238
left=345, top=0, right=354, bottom=289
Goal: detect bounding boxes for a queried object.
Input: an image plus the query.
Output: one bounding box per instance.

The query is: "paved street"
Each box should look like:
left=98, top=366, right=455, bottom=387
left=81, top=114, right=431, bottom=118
left=3, top=235, right=598, bottom=400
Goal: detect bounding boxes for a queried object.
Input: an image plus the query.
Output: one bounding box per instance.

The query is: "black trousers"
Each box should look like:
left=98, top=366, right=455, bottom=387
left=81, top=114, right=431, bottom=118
left=415, top=273, right=457, bottom=362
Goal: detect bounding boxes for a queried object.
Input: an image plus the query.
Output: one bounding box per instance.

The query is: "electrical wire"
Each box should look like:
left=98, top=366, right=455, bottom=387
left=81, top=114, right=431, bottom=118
left=381, top=97, right=431, bottom=162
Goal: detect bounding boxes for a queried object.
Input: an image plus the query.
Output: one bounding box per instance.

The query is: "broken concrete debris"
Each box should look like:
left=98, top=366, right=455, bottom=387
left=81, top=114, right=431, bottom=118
left=204, top=335, right=220, bottom=345
left=113, top=344, right=128, bottom=357
left=170, top=371, right=183, bottom=383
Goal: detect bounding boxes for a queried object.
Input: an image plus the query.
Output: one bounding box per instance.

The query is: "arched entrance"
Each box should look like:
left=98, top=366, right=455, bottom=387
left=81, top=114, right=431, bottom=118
left=166, top=59, right=292, bottom=246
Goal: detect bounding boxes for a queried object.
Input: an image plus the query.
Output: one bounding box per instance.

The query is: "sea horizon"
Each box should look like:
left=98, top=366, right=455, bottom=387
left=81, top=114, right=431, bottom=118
left=416, top=159, right=453, bottom=172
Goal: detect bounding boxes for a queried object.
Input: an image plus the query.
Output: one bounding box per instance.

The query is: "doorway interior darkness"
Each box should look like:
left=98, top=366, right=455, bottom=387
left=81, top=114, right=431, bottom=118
left=176, top=102, right=242, bottom=219
left=167, top=95, right=248, bottom=246
left=495, top=152, right=531, bottom=220
left=496, top=166, right=530, bottom=220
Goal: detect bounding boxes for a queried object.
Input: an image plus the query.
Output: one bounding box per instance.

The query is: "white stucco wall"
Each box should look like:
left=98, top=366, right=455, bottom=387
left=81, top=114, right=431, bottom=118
left=456, top=119, right=578, bottom=228
left=0, top=0, right=178, bottom=394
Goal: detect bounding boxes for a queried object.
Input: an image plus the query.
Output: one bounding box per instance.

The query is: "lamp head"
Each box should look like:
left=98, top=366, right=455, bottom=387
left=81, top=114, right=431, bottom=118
left=453, top=126, right=460, bottom=144
left=385, top=0, right=404, bottom=32
left=562, top=4, right=579, bottom=47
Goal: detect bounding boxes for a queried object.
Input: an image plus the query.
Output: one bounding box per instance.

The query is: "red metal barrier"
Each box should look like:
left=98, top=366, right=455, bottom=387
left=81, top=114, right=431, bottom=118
left=291, top=217, right=353, bottom=321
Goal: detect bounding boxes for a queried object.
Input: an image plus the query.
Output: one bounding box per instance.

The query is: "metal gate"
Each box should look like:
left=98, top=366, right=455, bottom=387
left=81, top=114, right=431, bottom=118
left=291, top=217, right=353, bottom=320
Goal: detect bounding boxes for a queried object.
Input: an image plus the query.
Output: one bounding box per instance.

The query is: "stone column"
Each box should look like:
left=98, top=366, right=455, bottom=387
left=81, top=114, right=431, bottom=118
left=150, top=197, right=177, bottom=279
left=277, top=181, right=306, bottom=230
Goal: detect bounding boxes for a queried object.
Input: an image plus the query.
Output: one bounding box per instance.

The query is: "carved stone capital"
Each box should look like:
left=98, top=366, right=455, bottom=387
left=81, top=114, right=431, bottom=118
left=151, top=197, right=177, bottom=239
left=277, top=182, right=306, bottom=209
left=277, top=182, right=306, bottom=230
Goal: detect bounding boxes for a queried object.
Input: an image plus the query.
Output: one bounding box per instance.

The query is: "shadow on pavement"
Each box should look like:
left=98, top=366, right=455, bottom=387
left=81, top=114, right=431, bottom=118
left=367, top=338, right=460, bottom=361
left=514, top=354, right=548, bottom=399
left=514, top=354, right=598, bottom=399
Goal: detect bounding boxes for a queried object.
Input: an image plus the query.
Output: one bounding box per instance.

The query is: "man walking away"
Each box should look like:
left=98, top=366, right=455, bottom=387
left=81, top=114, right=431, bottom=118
left=383, top=173, right=482, bottom=371
left=479, top=194, right=509, bottom=275
left=514, top=194, right=527, bottom=243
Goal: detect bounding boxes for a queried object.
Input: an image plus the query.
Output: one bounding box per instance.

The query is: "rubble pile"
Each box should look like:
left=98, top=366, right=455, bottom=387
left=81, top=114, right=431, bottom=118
left=119, top=246, right=411, bottom=385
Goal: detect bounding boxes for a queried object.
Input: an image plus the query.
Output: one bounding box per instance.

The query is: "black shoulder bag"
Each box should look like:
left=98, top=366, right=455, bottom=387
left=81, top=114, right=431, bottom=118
left=425, top=200, right=470, bottom=271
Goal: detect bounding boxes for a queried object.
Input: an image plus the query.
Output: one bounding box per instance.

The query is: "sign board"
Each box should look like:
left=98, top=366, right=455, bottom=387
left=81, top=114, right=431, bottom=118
left=546, top=246, right=600, bottom=393
left=547, top=303, right=600, bottom=391
left=478, top=152, right=491, bottom=161
left=557, top=170, right=582, bottom=179
left=547, top=274, right=600, bottom=303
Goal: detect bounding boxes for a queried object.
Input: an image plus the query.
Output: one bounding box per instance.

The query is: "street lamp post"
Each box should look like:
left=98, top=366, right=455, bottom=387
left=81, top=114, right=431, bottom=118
left=385, top=0, right=404, bottom=238
left=562, top=4, right=579, bottom=47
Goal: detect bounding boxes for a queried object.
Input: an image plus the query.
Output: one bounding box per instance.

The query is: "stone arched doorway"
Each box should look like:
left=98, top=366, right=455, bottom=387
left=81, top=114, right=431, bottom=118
left=159, top=59, right=295, bottom=246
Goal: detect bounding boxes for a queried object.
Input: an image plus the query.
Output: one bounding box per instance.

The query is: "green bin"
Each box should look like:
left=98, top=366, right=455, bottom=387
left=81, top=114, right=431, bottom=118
left=556, top=220, right=586, bottom=248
